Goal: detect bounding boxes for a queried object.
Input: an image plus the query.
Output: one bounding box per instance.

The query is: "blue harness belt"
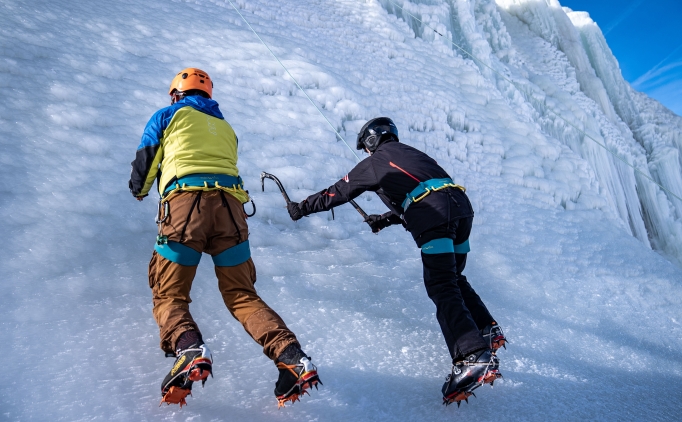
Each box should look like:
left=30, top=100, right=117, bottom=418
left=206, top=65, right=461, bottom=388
left=164, top=173, right=244, bottom=196
left=402, top=178, right=464, bottom=211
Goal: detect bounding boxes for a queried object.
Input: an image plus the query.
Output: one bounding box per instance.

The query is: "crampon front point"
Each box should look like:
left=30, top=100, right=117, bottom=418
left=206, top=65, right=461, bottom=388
left=160, top=386, right=192, bottom=407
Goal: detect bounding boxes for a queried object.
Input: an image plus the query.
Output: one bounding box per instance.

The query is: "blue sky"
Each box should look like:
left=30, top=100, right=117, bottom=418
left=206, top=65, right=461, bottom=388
left=560, top=0, right=682, bottom=116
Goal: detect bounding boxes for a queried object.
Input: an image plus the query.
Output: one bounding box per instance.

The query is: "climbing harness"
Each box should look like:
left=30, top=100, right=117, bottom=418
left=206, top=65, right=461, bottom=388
left=402, top=178, right=466, bottom=211
left=161, top=173, right=256, bottom=217
left=387, top=160, right=465, bottom=211
left=153, top=176, right=255, bottom=267
left=163, top=173, right=242, bottom=196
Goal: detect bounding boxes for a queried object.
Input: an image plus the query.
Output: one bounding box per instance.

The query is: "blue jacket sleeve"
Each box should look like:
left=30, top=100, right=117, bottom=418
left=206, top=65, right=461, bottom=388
left=128, top=106, right=177, bottom=196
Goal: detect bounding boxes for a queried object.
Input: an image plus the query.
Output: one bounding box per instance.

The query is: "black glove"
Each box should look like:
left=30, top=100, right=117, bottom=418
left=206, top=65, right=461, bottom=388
left=365, top=212, right=403, bottom=233
left=363, top=214, right=387, bottom=233
left=287, top=201, right=303, bottom=221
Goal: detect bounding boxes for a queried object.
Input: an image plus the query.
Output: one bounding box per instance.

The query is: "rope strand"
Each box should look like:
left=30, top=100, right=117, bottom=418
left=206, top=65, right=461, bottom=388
left=225, top=0, right=361, bottom=162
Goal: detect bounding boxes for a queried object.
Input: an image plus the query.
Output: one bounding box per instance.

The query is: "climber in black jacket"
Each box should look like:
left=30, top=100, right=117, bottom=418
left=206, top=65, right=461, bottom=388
left=286, top=117, right=507, bottom=405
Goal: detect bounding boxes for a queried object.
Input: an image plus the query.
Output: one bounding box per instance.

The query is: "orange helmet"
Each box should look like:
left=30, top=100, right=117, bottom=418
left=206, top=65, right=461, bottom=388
left=169, top=68, right=213, bottom=98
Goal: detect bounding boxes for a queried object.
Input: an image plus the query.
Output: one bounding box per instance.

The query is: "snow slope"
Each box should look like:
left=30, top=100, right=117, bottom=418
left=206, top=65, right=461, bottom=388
left=1, top=0, right=681, bottom=420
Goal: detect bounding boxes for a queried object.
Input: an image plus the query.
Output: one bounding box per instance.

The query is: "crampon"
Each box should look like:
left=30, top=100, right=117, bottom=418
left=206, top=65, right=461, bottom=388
left=275, top=357, right=322, bottom=408
left=160, top=386, right=192, bottom=408
left=442, top=349, right=502, bottom=407
left=160, top=344, right=213, bottom=408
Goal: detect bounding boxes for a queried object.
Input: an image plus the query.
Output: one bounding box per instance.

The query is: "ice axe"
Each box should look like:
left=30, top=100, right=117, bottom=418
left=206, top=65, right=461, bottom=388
left=260, top=172, right=293, bottom=205
left=260, top=171, right=370, bottom=226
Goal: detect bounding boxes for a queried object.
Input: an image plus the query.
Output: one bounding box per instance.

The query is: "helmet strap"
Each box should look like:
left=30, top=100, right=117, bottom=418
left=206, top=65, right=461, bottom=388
left=170, top=91, right=184, bottom=105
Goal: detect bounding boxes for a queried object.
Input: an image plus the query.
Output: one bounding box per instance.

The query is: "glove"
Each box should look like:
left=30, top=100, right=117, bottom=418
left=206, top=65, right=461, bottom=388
left=365, top=212, right=403, bottom=233
left=364, top=214, right=389, bottom=233
left=287, top=201, right=303, bottom=221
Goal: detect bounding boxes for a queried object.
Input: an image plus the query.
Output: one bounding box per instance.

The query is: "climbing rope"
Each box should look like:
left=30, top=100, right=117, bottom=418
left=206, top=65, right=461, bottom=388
left=225, top=0, right=361, bottom=162
left=382, top=0, right=682, bottom=203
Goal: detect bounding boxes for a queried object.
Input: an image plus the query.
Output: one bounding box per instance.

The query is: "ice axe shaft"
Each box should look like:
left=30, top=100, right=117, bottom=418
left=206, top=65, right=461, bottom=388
left=349, top=199, right=369, bottom=220
left=260, top=171, right=370, bottom=225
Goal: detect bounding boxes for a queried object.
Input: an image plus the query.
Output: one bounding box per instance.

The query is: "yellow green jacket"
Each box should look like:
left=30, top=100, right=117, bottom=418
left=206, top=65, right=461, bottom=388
left=129, top=96, right=248, bottom=203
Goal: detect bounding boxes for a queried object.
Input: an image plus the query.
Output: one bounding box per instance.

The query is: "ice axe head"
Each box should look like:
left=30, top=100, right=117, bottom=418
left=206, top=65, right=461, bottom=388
left=260, top=171, right=292, bottom=204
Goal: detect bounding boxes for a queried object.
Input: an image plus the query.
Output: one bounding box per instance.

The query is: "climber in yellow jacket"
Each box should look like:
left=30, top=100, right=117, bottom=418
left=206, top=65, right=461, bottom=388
left=129, top=68, right=319, bottom=408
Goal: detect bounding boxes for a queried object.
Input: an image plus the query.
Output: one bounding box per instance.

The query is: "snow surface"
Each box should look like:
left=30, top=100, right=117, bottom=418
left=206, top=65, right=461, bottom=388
left=1, top=0, right=682, bottom=420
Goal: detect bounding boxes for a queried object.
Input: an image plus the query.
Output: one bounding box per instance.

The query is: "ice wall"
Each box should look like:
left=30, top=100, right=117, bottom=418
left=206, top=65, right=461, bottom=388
left=379, top=0, right=682, bottom=264
left=567, top=9, right=682, bottom=255
left=3, top=0, right=682, bottom=419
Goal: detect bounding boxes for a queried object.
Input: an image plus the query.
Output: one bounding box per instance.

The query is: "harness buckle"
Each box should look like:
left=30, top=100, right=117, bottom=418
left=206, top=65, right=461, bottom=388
left=412, top=188, right=431, bottom=203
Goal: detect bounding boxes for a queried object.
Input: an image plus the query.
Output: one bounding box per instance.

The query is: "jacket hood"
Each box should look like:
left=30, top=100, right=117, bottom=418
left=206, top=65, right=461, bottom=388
left=178, top=95, right=224, bottom=120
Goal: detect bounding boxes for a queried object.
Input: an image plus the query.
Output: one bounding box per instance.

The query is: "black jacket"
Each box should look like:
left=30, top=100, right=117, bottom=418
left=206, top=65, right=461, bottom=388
left=299, top=140, right=474, bottom=243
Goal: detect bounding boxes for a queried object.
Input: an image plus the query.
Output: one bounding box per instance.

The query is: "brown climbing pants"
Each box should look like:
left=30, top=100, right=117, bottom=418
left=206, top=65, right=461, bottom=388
left=148, top=190, right=299, bottom=360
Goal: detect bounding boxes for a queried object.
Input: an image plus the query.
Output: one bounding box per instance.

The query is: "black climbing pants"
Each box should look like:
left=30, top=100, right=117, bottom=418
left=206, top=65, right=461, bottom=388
left=419, top=217, right=494, bottom=359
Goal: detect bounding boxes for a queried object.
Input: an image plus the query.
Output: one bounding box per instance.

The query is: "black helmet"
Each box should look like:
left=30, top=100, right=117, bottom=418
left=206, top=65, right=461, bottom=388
left=356, top=117, right=399, bottom=152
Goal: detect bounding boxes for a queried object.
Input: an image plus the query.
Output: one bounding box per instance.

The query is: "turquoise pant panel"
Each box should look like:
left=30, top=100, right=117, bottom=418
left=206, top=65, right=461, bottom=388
left=453, top=239, right=470, bottom=254
left=421, top=238, right=454, bottom=254
left=421, top=238, right=470, bottom=254
left=211, top=240, right=251, bottom=267
left=154, top=241, right=202, bottom=266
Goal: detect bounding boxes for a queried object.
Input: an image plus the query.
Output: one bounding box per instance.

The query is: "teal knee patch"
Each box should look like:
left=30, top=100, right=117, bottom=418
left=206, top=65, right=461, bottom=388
left=421, top=238, right=455, bottom=254
left=212, top=240, right=251, bottom=267
left=453, top=239, right=470, bottom=254
left=155, top=241, right=202, bottom=266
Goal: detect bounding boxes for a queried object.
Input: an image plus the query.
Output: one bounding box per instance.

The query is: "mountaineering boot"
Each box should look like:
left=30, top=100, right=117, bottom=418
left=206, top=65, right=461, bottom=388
left=442, top=348, right=501, bottom=407
left=480, top=323, right=507, bottom=351
left=274, top=345, right=322, bottom=408
left=160, top=342, right=213, bottom=407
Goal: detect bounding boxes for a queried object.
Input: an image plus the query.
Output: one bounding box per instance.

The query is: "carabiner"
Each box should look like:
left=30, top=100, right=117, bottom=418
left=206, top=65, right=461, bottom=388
left=155, top=201, right=170, bottom=224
